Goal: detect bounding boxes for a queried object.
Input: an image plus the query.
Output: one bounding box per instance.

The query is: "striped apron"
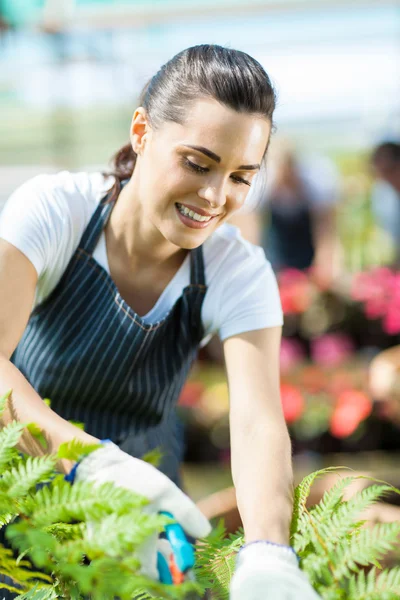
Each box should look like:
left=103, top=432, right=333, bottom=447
left=11, top=190, right=207, bottom=485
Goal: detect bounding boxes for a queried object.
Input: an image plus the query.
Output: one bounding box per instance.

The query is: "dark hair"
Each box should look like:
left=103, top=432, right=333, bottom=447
left=105, top=44, right=277, bottom=202
left=371, top=141, right=400, bottom=165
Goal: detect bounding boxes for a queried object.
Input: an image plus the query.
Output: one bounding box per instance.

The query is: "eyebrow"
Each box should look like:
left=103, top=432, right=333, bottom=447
left=183, top=145, right=260, bottom=171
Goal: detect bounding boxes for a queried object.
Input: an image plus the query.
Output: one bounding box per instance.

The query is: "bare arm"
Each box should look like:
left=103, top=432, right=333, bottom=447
left=311, top=206, right=340, bottom=286
left=223, top=326, right=293, bottom=545
left=0, top=239, right=99, bottom=472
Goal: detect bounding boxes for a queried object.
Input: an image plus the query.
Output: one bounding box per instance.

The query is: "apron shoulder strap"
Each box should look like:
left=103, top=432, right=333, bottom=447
left=190, top=245, right=206, bottom=286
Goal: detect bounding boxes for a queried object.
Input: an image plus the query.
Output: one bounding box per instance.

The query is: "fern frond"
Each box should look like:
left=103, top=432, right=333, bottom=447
left=57, top=439, right=101, bottom=462
left=290, top=467, right=349, bottom=542
left=26, top=423, right=48, bottom=451
left=0, top=420, right=26, bottom=471
left=320, top=485, right=392, bottom=548
left=25, top=479, right=147, bottom=527
left=348, top=566, right=400, bottom=599
left=333, top=523, right=400, bottom=580
left=15, top=584, right=58, bottom=599
left=194, top=521, right=243, bottom=600
left=83, top=511, right=167, bottom=558
left=1, top=456, right=57, bottom=497
left=309, top=476, right=355, bottom=522
left=0, top=543, right=52, bottom=591
left=0, top=389, right=12, bottom=417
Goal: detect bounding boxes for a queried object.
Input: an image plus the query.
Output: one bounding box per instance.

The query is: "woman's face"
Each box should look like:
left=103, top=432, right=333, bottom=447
left=131, top=97, right=271, bottom=249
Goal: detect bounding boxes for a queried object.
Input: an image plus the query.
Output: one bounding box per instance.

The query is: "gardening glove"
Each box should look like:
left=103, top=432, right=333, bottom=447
left=72, top=441, right=211, bottom=580
left=230, top=541, right=321, bottom=600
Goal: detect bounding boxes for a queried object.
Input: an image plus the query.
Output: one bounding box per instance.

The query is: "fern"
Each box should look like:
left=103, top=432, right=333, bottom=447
left=0, top=389, right=12, bottom=417
left=194, top=521, right=243, bottom=600
left=57, top=439, right=102, bottom=463
left=348, top=567, right=400, bottom=599
left=2, top=409, right=400, bottom=599
left=333, top=524, right=400, bottom=580
left=290, top=466, right=348, bottom=541
left=1, top=456, right=58, bottom=498
left=0, top=421, right=25, bottom=471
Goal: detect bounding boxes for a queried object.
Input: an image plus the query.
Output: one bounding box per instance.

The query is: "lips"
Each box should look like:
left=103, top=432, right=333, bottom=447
left=178, top=203, right=220, bottom=218
left=175, top=203, right=217, bottom=230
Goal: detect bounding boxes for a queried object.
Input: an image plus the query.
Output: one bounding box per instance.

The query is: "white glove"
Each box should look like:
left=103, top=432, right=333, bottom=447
left=230, top=542, right=321, bottom=600
left=74, top=441, right=211, bottom=579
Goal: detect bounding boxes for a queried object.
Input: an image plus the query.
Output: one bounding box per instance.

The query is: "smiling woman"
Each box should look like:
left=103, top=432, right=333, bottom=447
left=0, top=45, right=318, bottom=600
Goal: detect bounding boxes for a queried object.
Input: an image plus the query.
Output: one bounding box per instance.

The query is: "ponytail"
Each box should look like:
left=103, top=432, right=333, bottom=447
left=104, top=142, right=137, bottom=203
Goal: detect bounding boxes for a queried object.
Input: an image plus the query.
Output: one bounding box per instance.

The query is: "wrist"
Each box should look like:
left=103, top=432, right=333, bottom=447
left=65, top=438, right=112, bottom=483
left=239, top=540, right=299, bottom=567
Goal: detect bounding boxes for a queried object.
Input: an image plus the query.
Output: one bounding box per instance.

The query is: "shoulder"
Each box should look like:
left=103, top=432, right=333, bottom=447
left=201, top=224, right=282, bottom=340
left=0, top=170, right=114, bottom=278
left=203, top=222, right=269, bottom=291
left=14, top=169, right=113, bottom=213
left=204, top=222, right=266, bottom=266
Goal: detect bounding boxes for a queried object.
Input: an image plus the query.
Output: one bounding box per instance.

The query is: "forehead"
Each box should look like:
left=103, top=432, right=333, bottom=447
left=157, top=97, right=271, bottom=165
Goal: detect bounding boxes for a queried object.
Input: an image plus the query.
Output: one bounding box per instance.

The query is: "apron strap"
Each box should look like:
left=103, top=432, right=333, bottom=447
left=80, top=193, right=114, bottom=255
left=190, top=245, right=205, bottom=286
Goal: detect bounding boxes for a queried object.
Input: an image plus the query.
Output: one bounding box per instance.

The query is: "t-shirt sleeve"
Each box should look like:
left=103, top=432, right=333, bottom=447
left=216, top=243, right=283, bottom=342
left=0, top=175, right=58, bottom=276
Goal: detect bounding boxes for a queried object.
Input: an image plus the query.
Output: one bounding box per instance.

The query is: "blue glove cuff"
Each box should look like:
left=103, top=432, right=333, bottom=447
left=239, top=540, right=300, bottom=563
left=64, top=438, right=112, bottom=483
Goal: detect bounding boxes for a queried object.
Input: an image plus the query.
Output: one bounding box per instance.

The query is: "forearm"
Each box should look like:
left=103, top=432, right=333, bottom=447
left=0, top=353, right=99, bottom=473
left=231, top=417, right=294, bottom=545
left=312, top=209, right=338, bottom=269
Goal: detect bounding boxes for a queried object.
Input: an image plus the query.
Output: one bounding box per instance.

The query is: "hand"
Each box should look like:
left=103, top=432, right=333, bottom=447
left=230, top=542, right=321, bottom=600
left=74, top=441, right=211, bottom=579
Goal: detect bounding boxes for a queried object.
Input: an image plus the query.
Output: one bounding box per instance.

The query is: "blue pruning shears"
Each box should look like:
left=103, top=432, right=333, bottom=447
left=157, top=511, right=195, bottom=585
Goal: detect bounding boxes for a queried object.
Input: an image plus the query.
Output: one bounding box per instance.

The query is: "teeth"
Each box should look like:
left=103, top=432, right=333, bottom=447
left=177, top=204, right=212, bottom=222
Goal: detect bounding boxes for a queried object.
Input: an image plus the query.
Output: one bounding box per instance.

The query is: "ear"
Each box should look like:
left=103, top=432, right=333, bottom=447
left=130, top=107, right=150, bottom=154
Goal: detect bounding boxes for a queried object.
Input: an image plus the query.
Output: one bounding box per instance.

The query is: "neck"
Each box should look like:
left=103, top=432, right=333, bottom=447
left=106, top=177, right=187, bottom=271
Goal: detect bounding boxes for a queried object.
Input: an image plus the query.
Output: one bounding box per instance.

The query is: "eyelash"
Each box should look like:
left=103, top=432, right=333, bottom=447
left=182, top=158, right=251, bottom=186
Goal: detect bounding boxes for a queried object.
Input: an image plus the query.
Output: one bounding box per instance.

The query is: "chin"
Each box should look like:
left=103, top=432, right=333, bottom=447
left=165, top=229, right=208, bottom=250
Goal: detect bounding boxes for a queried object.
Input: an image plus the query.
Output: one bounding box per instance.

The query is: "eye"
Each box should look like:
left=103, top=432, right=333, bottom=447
left=182, top=158, right=209, bottom=174
left=231, top=175, right=251, bottom=186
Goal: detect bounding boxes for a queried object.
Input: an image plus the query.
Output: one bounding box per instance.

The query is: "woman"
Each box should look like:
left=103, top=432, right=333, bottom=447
left=0, top=45, right=319, bottom=599
left=259, top=142, right=339, bottom=287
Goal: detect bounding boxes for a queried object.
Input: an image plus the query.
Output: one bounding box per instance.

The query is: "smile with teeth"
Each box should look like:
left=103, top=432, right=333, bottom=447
left=176, top=203, right=213, bottom=222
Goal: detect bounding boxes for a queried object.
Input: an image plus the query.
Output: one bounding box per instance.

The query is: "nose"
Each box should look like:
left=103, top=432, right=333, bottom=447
left=197, top=176, right=227, bottom=209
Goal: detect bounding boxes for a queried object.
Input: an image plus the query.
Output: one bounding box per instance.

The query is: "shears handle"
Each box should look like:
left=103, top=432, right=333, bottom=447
left=157, top=511, right=195, bottom=584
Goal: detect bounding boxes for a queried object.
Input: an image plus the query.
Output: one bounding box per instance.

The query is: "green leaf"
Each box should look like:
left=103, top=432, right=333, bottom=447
left=0, top=389, right=12, bottom=417
left=1, top=456, right=57, bottom=497
left=57, top=438, right=101, bottom=462
left=290, top=467, right=349, bottom=542
left=26, top=423, right=48, bottom=451
left=0, top=420, right=25, bottom=471
left=141, top=447, right=164, bottom=468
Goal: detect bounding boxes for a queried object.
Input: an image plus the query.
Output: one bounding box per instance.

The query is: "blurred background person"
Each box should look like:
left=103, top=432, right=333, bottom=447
left=370, top=141, right=400, bottom=264
left=253, top=140, right=340, bottom=288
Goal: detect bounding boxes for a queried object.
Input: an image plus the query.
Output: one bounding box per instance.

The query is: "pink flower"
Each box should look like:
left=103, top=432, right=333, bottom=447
left=278, top=269, right=313, bottom=315
left=280, top=338, right=305, bottom=374
left=383, top=305, right=400, bottom=335
left=311, top=333, right=354, bottom=367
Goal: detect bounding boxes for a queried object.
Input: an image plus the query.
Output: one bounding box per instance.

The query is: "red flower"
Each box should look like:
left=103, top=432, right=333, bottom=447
left=330, top=389, right=372, bottom=438
left=280, top=382, right=305, bottom=423
left=278, top=269, right=313, bottom=315
left=178, top=381, right=205, bottom=407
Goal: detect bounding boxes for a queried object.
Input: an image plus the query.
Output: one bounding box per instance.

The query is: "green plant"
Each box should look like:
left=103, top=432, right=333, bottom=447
left=197, top=467, right=400, bottom=599
left=2, top=388, right=400, bottom=599
left=0, top=390, right=200, bottom=599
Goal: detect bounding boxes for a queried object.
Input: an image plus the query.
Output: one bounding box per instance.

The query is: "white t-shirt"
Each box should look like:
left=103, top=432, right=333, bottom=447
left=0, top=171, right=283, bottom=346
